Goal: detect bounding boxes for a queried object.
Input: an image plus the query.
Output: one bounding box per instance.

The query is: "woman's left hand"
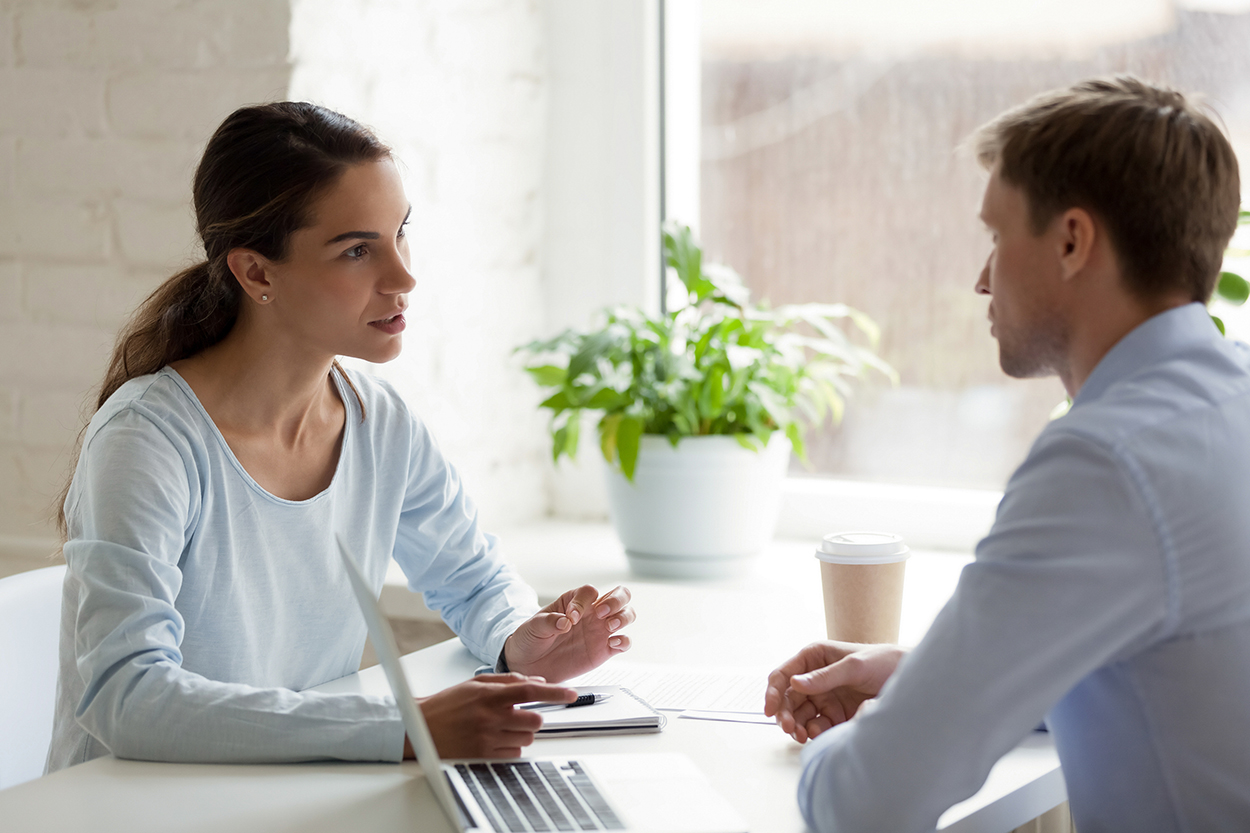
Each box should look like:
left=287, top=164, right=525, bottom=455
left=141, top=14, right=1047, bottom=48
left=504, top=585, right=634, bottom=682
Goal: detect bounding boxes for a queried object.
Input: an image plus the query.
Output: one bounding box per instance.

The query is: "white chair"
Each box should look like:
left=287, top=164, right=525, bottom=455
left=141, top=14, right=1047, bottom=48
left=0, top=564, right=66, bottom=790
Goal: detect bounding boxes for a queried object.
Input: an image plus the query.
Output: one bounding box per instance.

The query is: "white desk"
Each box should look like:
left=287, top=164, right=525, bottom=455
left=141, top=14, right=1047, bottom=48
left=0, top=526, right=1065, bottom=832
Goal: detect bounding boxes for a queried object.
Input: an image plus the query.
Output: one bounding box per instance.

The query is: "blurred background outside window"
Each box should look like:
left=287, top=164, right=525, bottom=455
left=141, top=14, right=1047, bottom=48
left=683, top=0, right=1250, bottom=491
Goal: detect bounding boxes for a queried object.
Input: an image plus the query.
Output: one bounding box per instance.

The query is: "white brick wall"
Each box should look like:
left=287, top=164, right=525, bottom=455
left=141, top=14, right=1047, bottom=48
left=290, top=0, right=552, bottom=528
left=0, top=0, right=293, bottom=548
left=1, top=0, right=559, bottom=555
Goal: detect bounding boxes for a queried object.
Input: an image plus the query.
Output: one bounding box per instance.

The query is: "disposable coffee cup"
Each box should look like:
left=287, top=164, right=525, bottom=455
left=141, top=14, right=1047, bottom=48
left=816, top=532, right=910, bottom=644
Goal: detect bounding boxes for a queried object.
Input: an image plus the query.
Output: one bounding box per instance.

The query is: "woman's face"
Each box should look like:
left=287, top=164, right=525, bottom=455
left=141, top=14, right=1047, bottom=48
left=264, top=157, right=415, bottom=364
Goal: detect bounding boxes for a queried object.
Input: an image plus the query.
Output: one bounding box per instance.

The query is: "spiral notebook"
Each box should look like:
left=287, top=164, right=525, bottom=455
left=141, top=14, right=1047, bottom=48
left=535, top=685, right=666, bottom=737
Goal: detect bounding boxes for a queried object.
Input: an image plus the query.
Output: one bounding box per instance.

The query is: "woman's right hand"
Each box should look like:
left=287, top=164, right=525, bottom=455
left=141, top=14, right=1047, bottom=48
left=405, top=673, right=578, bottom=759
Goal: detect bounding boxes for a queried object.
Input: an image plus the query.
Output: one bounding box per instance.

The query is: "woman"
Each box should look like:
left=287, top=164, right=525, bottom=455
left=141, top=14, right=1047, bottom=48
left=46, top=102, right=634, bottom=771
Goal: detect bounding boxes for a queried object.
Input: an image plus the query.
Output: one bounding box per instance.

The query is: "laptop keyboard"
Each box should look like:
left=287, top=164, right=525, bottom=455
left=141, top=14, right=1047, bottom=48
left=453, top=761, right=625, bottom=832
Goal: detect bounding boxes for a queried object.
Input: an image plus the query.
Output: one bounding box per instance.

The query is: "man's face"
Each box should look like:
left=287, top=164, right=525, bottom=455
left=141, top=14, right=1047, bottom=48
left=976, top=166, right=1069, bottom=379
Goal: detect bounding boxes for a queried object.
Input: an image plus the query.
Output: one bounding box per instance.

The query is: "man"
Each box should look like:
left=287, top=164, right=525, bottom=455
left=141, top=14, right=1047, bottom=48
left=764, top=76, right=1250, bottom=832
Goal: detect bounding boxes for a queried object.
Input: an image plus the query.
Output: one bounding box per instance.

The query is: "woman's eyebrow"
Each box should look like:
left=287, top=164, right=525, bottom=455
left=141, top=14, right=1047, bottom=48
left=325, top=230, right=380, bottom=245
left=326, top=208, right=411, bottom=246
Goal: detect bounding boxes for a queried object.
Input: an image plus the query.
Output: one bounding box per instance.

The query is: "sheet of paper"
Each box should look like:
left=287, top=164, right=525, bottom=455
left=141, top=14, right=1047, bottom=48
left=568, top=662, right=769, bottom=713
left=678, top=710, right=777, bottom=725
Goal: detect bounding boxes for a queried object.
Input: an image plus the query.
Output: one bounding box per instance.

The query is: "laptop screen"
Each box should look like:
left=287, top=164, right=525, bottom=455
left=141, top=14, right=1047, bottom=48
left=336, top=534, right=468, bottom=831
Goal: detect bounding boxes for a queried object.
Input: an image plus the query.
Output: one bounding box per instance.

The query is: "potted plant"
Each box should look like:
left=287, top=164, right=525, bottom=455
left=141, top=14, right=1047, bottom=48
left=517, top=223, right=895, bottom=577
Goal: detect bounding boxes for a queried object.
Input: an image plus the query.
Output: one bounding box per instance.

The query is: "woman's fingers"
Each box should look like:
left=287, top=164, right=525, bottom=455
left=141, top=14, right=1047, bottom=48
left=497, top=729, right=539, bottom=750
left=524, top=611, right=575, bottom=637
left=606, top=605, right=637, bottom=633
left=502, top=707, right=544, bottom=733
left=474, top=672, right=539, bottom=684
left=593, top=585, right=632, bottom=619
left=560, top=585, right=600, bottom=625
left=495, top=681, right=579, bottom=707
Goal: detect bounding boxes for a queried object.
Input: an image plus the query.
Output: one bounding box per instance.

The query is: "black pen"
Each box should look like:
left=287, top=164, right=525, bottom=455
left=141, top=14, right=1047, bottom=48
left=520, top=693, right=612, bottom=711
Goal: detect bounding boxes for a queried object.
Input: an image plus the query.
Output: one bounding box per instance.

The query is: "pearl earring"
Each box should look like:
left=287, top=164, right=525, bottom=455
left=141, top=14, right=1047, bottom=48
left=261, top=294, right=268, bottom=301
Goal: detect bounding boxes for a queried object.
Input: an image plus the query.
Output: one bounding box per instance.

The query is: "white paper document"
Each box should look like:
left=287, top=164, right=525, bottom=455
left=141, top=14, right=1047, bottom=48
left=678, top=710, right=777, bottom=725
left=568, top=662, right=769, bottom=713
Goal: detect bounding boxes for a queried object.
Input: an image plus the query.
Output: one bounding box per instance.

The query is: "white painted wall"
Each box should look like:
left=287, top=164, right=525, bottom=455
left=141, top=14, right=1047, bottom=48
left=0, top=0, right=664, bottom=577
left=0, top=0, right=291, bottom=575
left=542, top=0, right=661, bottom=518
left=289, top=0, right=552, bottom=529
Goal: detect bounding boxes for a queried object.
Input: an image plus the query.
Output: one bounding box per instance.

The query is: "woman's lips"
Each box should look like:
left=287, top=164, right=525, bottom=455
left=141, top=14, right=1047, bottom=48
left=369, top=313, right=406, bottom=335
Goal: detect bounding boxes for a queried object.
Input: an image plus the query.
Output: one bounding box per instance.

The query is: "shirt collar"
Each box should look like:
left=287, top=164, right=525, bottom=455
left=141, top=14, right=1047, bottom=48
left=1074, top=302, right=1220, bottom=407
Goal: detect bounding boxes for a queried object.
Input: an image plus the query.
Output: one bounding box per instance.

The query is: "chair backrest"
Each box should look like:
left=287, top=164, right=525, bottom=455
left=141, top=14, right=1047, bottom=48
left=0, top=564, right=66, bottom=790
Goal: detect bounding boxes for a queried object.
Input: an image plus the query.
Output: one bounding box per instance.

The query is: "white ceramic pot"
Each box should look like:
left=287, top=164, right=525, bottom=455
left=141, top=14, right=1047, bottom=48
left=605, top=432, right=792, bottom=579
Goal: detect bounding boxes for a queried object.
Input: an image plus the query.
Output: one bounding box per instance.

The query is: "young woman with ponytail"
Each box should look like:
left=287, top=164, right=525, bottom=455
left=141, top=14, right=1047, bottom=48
left=46, top=102, right=634, bottom=771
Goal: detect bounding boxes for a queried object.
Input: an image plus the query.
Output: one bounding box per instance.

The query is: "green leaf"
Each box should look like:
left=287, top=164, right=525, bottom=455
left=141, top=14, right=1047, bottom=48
left=567, top=329, right=620, bottom=381
left=540, top=390, right=573, bottom=413
left=598, top=413, right=622, bottom=464
left=1213, top=314, right=1226, bottom=335
left=698, top=364, right=726, bottom=419
left=562, top=412, right=580, bottom=459
left=1217, top=271, right=1250, bottom=306
left=616, top=417, right=644, bottom=481
left=734, top=433, right=761, bottom=452
left=552, top=413, right=581, bottom=463
left=525, top=365, right=567, bottom=387
left=703, top=263, right=751, bottom=307
left=785, top=421, right=806, bottom=464
left=584, top=387, right=627, bottom=411
left=663, top=223, right=715, bottom=302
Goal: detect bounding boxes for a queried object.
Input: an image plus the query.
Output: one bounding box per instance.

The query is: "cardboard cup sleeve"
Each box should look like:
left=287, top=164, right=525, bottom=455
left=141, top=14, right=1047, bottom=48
left=816, top=532, right=910, bottom=644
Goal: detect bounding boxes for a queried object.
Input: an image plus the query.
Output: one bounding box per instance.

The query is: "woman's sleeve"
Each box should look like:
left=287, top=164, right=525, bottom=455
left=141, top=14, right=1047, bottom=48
left=66, top=408, right=406, bottom=764
left=390, top=413, right=539, bottom=666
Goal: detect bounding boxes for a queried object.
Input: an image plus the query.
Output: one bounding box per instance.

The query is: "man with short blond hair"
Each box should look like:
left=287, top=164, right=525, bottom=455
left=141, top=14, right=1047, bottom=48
left=766, top=76, right=1250, bottom=832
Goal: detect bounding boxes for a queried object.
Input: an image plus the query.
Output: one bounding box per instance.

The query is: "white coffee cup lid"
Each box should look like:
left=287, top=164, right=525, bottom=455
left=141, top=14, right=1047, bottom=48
left=816, top=531, right=910, bottom=565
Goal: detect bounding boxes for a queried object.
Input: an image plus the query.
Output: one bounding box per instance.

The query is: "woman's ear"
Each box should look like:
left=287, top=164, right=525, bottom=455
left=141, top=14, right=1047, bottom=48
left=226, top=248, right=276, bottom=304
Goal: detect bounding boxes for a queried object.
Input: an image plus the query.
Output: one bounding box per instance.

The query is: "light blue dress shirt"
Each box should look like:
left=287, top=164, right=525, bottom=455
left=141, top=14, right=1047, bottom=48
left=46, top=366, right=539, bottom=772
left=798, top=303, right=1250, bottom=832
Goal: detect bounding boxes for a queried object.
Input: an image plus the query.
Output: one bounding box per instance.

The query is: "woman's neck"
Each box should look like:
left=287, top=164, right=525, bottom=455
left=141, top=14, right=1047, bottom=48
left=171, top=322, right=343, bottom=448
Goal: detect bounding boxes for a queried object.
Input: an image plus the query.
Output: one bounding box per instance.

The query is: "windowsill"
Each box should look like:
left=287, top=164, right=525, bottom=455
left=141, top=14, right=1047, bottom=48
left=775, top=476, right=1002, bottom=552
left=382, top=517, right=977, bottom=650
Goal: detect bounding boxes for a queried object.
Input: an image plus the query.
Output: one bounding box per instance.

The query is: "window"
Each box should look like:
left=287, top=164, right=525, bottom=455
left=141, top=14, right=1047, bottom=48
left=667, top=1, right=1250, bottom=491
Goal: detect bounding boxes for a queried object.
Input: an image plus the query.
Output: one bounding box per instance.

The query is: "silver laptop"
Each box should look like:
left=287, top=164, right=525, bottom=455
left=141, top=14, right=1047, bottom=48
left=336, top=535, right=747, bottom=833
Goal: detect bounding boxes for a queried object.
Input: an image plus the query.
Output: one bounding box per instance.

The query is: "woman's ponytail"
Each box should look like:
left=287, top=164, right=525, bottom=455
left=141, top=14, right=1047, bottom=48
left=96, top=260, right=239, bottom=409
left=55, top=102, right=390, bottom=537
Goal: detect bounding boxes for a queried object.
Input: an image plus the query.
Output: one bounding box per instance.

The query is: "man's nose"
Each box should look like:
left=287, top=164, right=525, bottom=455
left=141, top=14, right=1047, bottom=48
left=975, top=257, right=991, bottom=295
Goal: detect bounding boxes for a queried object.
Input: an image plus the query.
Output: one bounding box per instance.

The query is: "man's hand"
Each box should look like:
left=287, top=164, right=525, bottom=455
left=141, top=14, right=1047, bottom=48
left=408, top=674, right=578, bottom=759
left=763, top=641, right=906, bottom=743
left=504, top=585, right=634, bottom=682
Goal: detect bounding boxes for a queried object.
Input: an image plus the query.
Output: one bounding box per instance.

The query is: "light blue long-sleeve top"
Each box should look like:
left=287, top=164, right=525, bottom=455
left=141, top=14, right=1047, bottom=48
left=46, top=366, right=539, bottom=772
left=798, top=302, right=1250, bottom=832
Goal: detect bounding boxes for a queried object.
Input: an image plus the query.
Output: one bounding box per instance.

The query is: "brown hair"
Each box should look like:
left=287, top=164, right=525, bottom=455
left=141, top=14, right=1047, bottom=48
left=973, top=75, right=1240, bottom=303
left=57, top=102, right=391, bottom=536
